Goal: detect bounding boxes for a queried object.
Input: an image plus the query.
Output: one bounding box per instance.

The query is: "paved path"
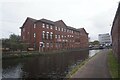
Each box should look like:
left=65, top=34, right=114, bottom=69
left=72, top=49, right=111, bottom=78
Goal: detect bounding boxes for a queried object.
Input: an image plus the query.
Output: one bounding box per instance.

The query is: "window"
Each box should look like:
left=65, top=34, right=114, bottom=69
left=56, top=43, right=59, bottom=48
left=46, top=24, right=49, bottom=29
left=55, top=35, right=57, bottom=39
left=66, top=40, right=68, bottom=42
left=23, top=28, right=25, bottom=32
left=47, top=43, right=49, bottom=47
left=61, top=35, right=63, bottom=38
left=50, top=42, right=53, bottom=47
left=64, top=36, right=66, bottom=38
left=50, top=25, right=53, bottom=29
left=34, top=24, right=36, bottom=28
left=55, top=26, right=57, bottom=30
left=50, top=32, right=53, bottom=39
left=58, top=35, right=60, bottom=39
left=58, top=27, right=60, bottom=31
left=42, top=42, right=45, bottom=47
left=72, top=30, right=73, bottom=33
left=42, top=23, right=45, bottom=28
left=64, top=29, right=66, bottom=32
left=67, top=35, right=69, bottom=37
left=67, top=29, right=69, bottom=32
left=62, top=28, right=63, bottom=31
left=46, top=32, right=49, bottom=39
left=42, top=31, right=45, bottom=39
left=34, top=33, right=36, bottom=38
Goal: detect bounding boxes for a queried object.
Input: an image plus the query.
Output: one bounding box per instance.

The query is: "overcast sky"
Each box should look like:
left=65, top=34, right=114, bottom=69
left=0, top=0, right=120, bottom=41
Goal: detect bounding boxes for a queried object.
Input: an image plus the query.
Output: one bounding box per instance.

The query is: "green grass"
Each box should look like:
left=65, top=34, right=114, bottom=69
left=108, top=51, right=119, bottom=78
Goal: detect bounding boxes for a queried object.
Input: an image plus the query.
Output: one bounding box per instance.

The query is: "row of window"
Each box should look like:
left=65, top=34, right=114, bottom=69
left=22, top=31, right=75, bottom=40
left=42, top=23, right=74, bottom=33
left=40, top=42, right=75, bottom=48
left=42, top=31, right=74, bottom=39
left=23, top=24, right=80, bottom=36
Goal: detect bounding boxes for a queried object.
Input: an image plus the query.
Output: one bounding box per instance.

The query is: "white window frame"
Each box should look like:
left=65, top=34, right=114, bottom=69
left=47, top=43, right=49, bottom=47
left=55, top=35, right=57, bottom=39
left=50, top=42, right=53, bottom=47
left=68, top=35, right=69, bottom=37
left=42, top=31, right=45, bottom=39
left=42, top=23, right=45, bottom=28
left=28, top=32, right=29, bottom=34
left=62, top=35, right=63, bottom=38
left=46, top=24, right=49, bottom=29
left=50, top=25, right=53, bottom=29
left=62, top=28, right=63, bottom=31
left=64, top=29, right=66, bottom=32
left=58, top=35, right=60, bottom=39
left=34, top=23, right=36, bottom=28
left=46, top=32, right=49, bottom=39
left=55, top=26, right=57, bottom=30
left=58, top=27, right=60, bottom=31
left=34, top=33, right=36, bottom=38
left=50, top=32, right=53, bottom=39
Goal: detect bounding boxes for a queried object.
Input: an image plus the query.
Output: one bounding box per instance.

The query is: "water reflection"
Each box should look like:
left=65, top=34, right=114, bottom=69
left=89, top=50, right=100, bottom=57
left=2, top=50, right=99, bottom=78
left=2, top=63, right=23, bottom=78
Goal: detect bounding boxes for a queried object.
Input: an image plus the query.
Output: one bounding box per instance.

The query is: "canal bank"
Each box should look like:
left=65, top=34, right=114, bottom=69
left=71, top=49, right=111, bottom=78
left=2, top=48, right=89, bottom=59
left=2, top=49, right=99, bottom=78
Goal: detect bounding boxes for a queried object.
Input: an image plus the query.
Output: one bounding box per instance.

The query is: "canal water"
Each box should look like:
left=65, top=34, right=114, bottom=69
left=2, top=50, right=100, bottom=78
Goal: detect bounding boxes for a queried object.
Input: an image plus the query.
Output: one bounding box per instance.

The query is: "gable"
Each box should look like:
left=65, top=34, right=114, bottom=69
left=78, top=28, right=88, bottom=35
left=20, top=17, right=37, bottom=29
left=54, top=20, right=67, bottom=28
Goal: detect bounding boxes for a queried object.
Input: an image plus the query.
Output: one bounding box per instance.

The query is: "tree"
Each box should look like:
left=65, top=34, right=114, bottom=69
left=2, top=34, right=28, bottom=51
left=89, top=40, right=100, bottom=45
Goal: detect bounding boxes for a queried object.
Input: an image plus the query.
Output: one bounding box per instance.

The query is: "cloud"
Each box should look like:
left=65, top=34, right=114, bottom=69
left=0, top=0, right=119, bottom=40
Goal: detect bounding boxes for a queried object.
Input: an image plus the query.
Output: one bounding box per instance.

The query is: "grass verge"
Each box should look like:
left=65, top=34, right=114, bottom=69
left=108, top=50, right=119, bottom=78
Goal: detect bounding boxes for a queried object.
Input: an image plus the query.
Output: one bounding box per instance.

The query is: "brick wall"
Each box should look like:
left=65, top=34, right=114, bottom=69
left=111, top=3, right=120, bottom=62
left=20, top=17, right=89, bottom=52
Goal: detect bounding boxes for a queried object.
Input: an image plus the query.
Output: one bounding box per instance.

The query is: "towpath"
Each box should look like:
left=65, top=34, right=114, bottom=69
left=71, top=49, right=111, bottom=78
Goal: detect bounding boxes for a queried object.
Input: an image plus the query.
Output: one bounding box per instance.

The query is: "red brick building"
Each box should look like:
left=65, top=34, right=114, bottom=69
left=111, top=2, right=120, bottom=62
left=20, top=17, right=89, bottom=52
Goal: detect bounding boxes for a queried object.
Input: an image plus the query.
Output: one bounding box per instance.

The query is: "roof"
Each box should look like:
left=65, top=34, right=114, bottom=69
left=20, top=17, right=88, bottom=34
left=27, top=17, right=37, bottom=22
left=67, top=26, right=79, bottom=32
left=77, top=28, right=89, bottom=35
left=54, top=20, right=67, bottom=28
left=20, top=17, right=37, bottom=29
left=38, top=18, right=54, bottom=25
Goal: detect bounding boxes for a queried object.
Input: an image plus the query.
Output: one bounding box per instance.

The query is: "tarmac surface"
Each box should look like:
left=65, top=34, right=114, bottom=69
left=71, top=49, right=111, bottom=78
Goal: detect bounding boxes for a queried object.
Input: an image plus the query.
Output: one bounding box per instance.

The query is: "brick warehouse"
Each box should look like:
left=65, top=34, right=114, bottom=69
left=20, top=17, right=89, bottom=52
left=111, top=2, right=120, bottom=62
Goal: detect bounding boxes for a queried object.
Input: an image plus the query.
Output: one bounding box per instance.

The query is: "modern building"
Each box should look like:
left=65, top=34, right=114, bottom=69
left=98, top=33, right=112, bottom=45
left=111, top=2, right=120, bottom=62
left=20, top=17, right=89, bottom=52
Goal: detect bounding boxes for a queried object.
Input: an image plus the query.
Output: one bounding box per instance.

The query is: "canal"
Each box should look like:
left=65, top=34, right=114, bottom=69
left=2, top=50, right=100, bottom=78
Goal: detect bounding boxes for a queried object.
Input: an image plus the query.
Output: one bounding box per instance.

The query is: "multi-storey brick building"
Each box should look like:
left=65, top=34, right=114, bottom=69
left=20, top=17, right=89, bottom=52
left=111, top=2, right=120, bottom=62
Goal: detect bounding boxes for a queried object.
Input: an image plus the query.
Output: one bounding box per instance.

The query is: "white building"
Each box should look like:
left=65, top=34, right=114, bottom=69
left=98, top=33, right=112, bottom=45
